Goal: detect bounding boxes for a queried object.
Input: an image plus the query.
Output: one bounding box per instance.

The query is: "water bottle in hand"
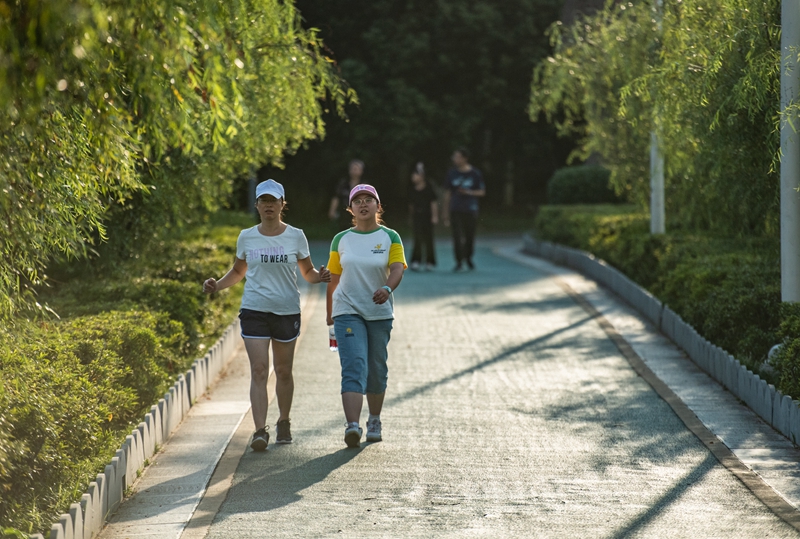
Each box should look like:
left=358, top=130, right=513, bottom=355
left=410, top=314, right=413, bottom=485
left=328, top=325, right=338, bottom=352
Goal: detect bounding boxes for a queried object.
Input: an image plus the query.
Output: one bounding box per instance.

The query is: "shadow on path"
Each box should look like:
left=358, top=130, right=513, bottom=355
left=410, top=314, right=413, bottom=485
left=287, top=312, right=604, bottom=441
left=214, top=447, right=363, bottom=516
left=457, top=295, right=576, bottom=314
left=389, top=313, right=600, bottom=408
left=607, top=453, right=717, bottom=539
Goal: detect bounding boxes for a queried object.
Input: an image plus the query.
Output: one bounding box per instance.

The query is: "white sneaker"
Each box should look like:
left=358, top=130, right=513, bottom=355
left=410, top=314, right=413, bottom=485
left=410, top=261, right=421, bottom=271
left=366, top=418, right=382, bottom=442
left=344, top=423, right=362, bottom=448
left=425, top=263, right=435, bottom=271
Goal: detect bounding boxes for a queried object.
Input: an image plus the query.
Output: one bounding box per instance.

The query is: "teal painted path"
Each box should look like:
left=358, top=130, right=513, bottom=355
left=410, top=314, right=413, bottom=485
left=101, top=238, right=800, bottom=538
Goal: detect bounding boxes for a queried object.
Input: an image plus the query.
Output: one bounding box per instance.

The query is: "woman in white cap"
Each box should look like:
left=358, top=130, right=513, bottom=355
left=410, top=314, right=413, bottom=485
left=203, top=179, right=331, bottom=451
left=326, top=183, right=407, bottom=448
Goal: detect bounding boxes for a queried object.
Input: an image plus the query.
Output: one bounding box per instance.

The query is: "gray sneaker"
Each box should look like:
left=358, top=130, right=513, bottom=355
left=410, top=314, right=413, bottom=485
left=366, top=418, right=382, bottom=442
left=250, top=427, right=269, bottom=452
left=344, top=424, right=363, bottom=448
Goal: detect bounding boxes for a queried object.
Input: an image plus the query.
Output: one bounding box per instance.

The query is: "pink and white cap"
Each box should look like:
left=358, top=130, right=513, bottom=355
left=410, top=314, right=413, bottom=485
left=348, top=184, right=380, bottom=205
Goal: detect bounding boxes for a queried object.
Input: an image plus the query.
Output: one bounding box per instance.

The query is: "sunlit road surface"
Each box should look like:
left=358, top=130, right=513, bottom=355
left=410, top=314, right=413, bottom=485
left=109, top=238, right=800, bottom=539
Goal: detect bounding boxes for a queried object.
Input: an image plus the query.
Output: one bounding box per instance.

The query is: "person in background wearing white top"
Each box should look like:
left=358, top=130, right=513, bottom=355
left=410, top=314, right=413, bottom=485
left=203, top=179, right=330, bottom=452
left=326, top=184, right=407, bottom=448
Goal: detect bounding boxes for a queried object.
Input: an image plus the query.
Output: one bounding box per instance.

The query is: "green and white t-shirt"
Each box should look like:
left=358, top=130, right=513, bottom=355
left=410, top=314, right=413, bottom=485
left=327, top=226, right=407, bottom=320
left=236, top=225, right=310, bottom=315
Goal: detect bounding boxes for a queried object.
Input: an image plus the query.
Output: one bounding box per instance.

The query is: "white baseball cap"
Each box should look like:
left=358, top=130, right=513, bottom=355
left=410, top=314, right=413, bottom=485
left=255, top=179, right=285, bottom=199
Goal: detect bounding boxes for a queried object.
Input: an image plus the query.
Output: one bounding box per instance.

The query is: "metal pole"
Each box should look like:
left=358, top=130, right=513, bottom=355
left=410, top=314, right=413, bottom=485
left=650, top=131, right=666, bottom=234
left=650, top=0, right=666, bottom=235
left=248, top=171, right=257, bottom=218
left=781, top=0, right=800, bottom=302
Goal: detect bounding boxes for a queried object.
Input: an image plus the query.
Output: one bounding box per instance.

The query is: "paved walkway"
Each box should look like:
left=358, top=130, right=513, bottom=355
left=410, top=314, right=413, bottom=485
left=100, top=239, right=800, bottom=538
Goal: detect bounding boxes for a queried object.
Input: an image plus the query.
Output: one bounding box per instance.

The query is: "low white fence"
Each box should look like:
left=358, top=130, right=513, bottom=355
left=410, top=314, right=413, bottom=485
left=29, top=319, right=241, bottom=539
left=523, top=235, right=800, bottom=446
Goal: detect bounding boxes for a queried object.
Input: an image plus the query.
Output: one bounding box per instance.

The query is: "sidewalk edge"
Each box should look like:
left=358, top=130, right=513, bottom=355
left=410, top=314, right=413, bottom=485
left=499, top=239, right=800, bottom=530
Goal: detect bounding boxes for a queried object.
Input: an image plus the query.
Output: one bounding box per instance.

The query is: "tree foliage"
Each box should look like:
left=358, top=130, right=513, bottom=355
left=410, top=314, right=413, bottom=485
left=270, top=0, right=569, bottom=209
left=530, top=0, right=781, bottom=236
left=0, top=0, right=354, bottom=320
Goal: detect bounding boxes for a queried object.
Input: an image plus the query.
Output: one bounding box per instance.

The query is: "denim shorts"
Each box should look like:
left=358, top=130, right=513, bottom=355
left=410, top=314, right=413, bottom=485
left=334, top=314, right=393, bottom=394
left=239, top=309, right=301, bottom=342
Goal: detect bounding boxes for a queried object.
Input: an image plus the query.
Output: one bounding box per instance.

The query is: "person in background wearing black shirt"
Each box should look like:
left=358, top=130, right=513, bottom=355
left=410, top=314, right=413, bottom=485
left=328, top=159, right=365, bottom=231
left=442, top=148, right=485, bottom=271
left=408, top=162, right=438, bottom=271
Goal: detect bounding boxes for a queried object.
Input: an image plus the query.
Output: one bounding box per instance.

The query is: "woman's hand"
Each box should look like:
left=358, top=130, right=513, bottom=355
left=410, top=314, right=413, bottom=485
left=319, top=265, right=331, bottom=283
left=204, top=257, right=246, bottom=295
left=372, top=287, right=391, bottom=305
left=203, top=278, right=218, bottom=294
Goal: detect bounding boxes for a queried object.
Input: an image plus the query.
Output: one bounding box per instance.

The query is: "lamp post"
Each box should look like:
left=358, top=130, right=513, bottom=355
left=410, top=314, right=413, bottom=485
left=650, top=131, right=665, bottom=234
left=781, top=0, right=800, bottom=302
left=248, top=169, right=258, bottom=218
left=650, top=0, right=665, bottom=235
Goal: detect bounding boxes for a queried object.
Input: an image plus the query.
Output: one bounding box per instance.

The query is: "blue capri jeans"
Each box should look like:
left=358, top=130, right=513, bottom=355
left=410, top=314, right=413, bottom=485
left=334, top=314, right=393, bottom=394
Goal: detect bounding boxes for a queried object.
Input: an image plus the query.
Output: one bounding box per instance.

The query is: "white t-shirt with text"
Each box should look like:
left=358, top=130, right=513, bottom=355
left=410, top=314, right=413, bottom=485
left=236, top=225, right=310, bottom=315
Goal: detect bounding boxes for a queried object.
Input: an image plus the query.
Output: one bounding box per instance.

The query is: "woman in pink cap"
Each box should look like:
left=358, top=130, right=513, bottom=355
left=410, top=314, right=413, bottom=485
left=203, top=179, right=331, bottom=452
left=326, top=184, right=407, bottom=448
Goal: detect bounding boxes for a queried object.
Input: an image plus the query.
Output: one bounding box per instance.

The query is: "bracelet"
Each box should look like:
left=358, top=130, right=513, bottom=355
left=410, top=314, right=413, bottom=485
left=381, top=285, right=393, bottom=294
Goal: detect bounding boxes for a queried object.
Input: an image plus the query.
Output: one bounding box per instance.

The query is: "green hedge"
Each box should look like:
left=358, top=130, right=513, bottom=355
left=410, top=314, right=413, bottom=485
left=546, top=165, right=621, bottom=205
left=651, top=240, right=781, bottom=367
left=0, top=212, right=250, bottom=536
left=0, top=312, right=180, bottom=532
left=533, top=205, right=794, bottom=392
left=771, top=304, right=800, bottom=399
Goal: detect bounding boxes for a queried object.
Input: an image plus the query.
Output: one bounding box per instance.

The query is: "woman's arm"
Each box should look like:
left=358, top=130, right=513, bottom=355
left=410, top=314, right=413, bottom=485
left=297, top=256, right=331, bottom=284
left=326, top=274, right=340, bottom=326
left=458, top=187, right=486, bottom=197
left=430, top=200, right=439, bottom=225
left=203, top=257, right=247, bottom=294
left=372, top=262, right=405, bottom=305
left=328, top=196, right=340, bottom=220
left=442, top=190, right=451, bottom=227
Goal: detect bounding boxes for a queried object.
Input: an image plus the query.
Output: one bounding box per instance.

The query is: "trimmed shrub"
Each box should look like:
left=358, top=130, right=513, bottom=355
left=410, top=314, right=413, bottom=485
left=1, top=212, right=249, bottom=535
left=546, top=165, right=620, bottom=205
left=46, top=278, right=203, bottom=352
left=39, top=213, right=248, bottom=352
left=772, top=304, right=800, bottom=399
left=534, top=205, right=660, bottom=285
left=0, top=311, right=183, bottom=533
left=650, top=242, right=780, bottom=366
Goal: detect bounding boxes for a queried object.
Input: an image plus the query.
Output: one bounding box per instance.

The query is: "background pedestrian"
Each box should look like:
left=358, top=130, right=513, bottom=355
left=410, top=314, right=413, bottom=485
left=408, top=162, right=439, bottom=271
left=328, top=159, right=365, bottom=232
left=442, top=148, right=486, bottom=271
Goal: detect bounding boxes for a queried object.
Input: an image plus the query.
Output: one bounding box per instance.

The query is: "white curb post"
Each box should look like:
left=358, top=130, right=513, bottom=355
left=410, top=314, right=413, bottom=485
left=68, top=502, right=83, bottom=539
left=57, top=513, right=72, bottom=539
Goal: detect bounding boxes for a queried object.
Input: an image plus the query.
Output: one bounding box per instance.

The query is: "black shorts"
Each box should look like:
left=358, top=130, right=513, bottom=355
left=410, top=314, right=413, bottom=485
left=239, top=309, right=301, bottom=342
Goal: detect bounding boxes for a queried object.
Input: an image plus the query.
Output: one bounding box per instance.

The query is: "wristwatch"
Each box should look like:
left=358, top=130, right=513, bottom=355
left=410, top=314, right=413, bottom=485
left=381, top=285, right=393, bottom=294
